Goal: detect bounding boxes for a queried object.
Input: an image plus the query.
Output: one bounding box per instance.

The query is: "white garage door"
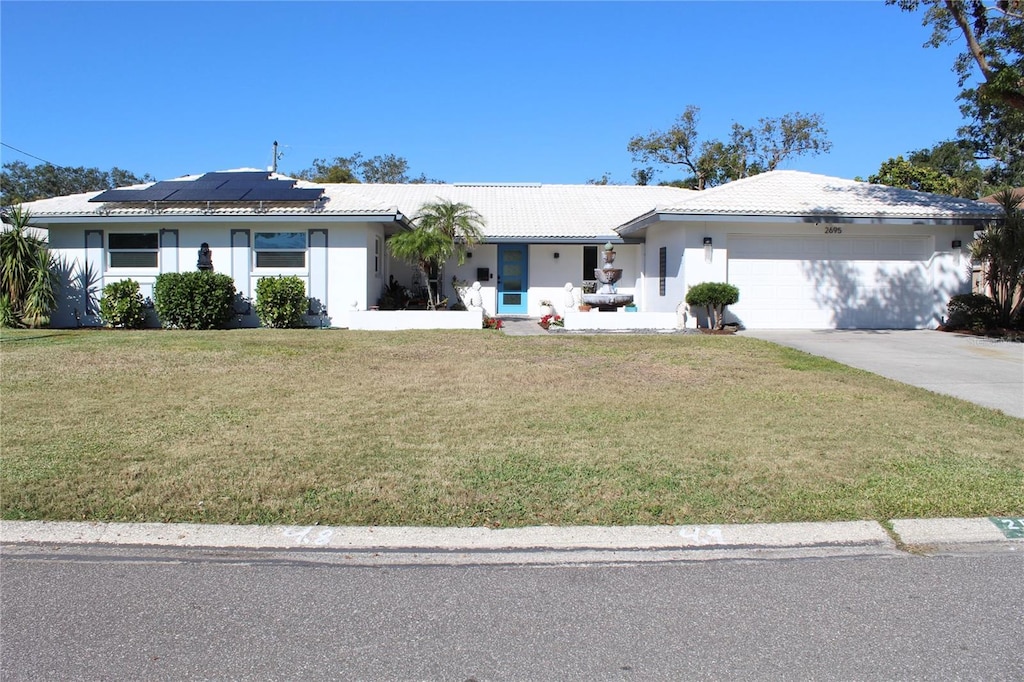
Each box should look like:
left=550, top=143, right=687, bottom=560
left=727, top=235, right=933, bottom=329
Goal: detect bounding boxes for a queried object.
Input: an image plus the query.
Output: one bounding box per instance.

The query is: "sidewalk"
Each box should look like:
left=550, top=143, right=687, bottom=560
left=3, top=518, right=1019, bottom=565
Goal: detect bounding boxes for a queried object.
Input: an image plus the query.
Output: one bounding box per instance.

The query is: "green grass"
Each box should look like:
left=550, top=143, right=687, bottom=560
left=1, top=328, right=1021, bottom=527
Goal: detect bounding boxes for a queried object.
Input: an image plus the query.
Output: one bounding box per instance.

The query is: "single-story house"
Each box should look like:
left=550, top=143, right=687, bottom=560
left=17, top=168, right=1002, bottom=330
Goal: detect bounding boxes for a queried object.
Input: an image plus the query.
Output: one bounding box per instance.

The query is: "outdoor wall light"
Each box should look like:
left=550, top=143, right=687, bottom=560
left=952, top=240, right=962, bottom=248
left=703, top=237, right=713, bottom=264
left=703, top=237, right=713, bottom=246
left=553, top=252, right=560, bottom=259
left=466, top=252, right=473, bottom=259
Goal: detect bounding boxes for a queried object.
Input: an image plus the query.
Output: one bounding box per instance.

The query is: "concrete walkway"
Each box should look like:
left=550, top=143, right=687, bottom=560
left=742, top=329, right=1023, bottom=419
left=498, top=315, right=549, bottom=336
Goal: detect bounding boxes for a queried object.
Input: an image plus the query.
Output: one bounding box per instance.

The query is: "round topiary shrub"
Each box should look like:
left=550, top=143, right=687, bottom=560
left=99, top=279, right=147, bottom=329
left=946, top=293, right=1000, bottom=332
left=685, top=282, right=740, bottom=329
left=255, top=275, right=308, bottom=328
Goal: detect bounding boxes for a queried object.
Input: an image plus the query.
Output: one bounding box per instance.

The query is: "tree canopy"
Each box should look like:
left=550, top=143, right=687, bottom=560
left=293, top=153, right=442, bottom=184
left=1, top=161, right=154, bottom=206
left=868, top=140, right=985, bottom=196
left=627, top=106, right=832, bottom=189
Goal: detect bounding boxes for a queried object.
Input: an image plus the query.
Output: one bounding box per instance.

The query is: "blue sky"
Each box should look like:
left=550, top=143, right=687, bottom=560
left=1, top=1, right=970, bottom=185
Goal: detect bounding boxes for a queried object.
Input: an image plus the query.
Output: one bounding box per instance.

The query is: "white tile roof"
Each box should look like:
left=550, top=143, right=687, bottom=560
left=636, top=170, right=1003, bottom=222
left=315, top=183, right=694, bottom=239
left=19, top=173, right=693, bottom=241
left=17, top=169, right=1000, bottom=241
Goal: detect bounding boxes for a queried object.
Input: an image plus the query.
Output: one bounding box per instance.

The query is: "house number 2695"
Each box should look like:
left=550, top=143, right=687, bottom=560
left=825, top=225, right=842, bottom=234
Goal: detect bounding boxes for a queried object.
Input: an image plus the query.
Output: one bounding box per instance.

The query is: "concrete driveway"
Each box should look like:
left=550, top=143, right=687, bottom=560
left=740, top=330, right=1023, bottom=419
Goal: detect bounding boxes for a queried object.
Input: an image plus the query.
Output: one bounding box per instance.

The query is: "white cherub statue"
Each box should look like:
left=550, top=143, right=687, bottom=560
left=564, top=282, right=580, bottom=311
left=466, top=281, right=484, bottom=310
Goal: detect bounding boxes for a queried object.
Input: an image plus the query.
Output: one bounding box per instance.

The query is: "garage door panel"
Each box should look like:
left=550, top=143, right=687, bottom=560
left=727, top=235, right=932, bottom=329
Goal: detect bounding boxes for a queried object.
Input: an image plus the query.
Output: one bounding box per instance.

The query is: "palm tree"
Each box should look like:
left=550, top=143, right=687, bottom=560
left=1, top=205, right=58, bottom=327
left=387, top=199, right=486, bottom=310
left=971, top=190, right=1024, bottom=326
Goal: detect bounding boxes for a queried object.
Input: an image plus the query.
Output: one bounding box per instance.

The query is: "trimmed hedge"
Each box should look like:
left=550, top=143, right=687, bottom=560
left=947, top=293, right=1000, bottom=332
left=153, top=271, right=237, bottom=329
left=255, top=276, right=308, bottom=328
left=99, top=279, right=146, bottom=329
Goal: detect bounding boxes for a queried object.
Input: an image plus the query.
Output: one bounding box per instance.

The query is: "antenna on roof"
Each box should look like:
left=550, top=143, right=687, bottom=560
left=269, top=141, right=283, bottom=174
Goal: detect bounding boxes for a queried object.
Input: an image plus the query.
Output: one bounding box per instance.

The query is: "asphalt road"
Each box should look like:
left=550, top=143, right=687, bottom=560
left=2, top=545, right=1021, bottom=680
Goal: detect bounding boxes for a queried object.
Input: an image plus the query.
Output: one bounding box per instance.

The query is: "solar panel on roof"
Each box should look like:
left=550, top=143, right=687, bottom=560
left=90, top=172, right=323, bottom=203
left=199, top=172, right=269, bottom=183
left=168, top=187, right=253, bottom=201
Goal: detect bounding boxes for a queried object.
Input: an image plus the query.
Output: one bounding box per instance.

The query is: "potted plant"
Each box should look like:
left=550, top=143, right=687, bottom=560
left=539, top=299, right=554, bottom=316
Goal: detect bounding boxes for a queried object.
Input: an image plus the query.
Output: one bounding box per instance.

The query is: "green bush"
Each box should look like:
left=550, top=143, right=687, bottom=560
left=255, top=276, right=308, bottom=328
left=153, top=271, right=237, bottom=329
left=946, top=293, right=1000, bottom=332
left=685, top=282, right=740, bottom=329
left=99, top=279, right=146, bottom=329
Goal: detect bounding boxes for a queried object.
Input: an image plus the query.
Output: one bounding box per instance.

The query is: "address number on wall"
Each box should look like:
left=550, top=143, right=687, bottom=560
left=825, top=225, right=843, bottom=234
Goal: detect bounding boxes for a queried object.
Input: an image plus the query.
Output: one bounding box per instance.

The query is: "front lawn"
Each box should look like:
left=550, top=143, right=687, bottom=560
left=1, top=329, right=1021, bottom=526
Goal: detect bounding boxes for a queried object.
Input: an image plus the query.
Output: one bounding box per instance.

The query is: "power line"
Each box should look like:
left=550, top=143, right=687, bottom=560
left=0, top=142, right=58, bottom=167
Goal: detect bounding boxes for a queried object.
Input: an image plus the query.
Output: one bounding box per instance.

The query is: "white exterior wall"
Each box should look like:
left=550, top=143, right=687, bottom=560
left=642, top=224, right=690, bottom=314
left=44, top=219, right=385, bottom=329
left=527, top=243, right=641, bottom=316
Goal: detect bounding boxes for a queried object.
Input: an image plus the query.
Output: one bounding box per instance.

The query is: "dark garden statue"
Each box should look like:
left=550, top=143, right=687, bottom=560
left=197, top=243, right=213, bottom=271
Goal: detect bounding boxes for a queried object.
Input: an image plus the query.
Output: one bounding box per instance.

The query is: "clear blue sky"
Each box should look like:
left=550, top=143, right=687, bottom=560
left=1, top=1, right=970, bottom=185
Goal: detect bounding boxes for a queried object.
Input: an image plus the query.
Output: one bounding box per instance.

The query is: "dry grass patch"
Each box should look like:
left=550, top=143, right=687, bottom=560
left=2, top=328, right=1021, bottom=526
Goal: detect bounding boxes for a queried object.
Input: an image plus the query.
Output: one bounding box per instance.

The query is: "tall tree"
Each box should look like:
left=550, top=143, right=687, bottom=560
left=1, top=161, right=154, bottom=205
left=890, top=1, right=1024, bottom=189
left=957, top=89, right=1024, bottom=187
left=889, top=0, right=1023, bottom=111
left=627, top=106, right=831, bottom=190
left=386, top=200, right=485, bottom=310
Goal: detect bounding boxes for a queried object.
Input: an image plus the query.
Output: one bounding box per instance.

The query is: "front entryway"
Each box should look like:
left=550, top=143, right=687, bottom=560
left=497, top=244, right=528, bottom=314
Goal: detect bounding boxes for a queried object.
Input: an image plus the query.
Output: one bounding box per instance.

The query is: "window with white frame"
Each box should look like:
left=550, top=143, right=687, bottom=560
left=108, top=233, right=158, bottom=268
left=254, top=232, right=306, bottom=268
left=374, top=236, right=381, bottom=276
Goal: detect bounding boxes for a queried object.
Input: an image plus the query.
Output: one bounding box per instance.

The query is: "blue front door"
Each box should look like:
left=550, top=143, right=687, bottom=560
left=497, top=244, right=528, bottom=314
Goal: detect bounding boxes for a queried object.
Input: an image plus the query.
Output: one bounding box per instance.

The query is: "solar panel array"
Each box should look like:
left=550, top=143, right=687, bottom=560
left=90, top=172, right=324, bottom=203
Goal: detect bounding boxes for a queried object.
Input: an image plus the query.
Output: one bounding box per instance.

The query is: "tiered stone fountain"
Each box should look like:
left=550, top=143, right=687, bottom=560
left=582, top=242, right=634, bottom=311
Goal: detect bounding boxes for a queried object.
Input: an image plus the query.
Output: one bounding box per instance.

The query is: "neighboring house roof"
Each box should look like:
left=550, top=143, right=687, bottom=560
left=618, top=170, right=1003, bottom=235
left=18, top=169, right=693, bottom=241
left=979, top=187, right=1024, bottom=204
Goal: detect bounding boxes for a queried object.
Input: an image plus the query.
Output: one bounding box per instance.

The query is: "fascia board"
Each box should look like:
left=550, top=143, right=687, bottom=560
left=27, top=213, right=404, bottom=226
left=644, top=212, right=997, bottom=226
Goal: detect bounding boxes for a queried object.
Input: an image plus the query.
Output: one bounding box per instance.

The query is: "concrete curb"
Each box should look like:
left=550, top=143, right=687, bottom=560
left=4, top=518, right=1015, bottom=554
left=890, top=517, right=1019, bottom=546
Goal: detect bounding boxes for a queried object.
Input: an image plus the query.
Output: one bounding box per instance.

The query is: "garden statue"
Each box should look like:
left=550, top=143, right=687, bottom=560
left=197, top=243, right=213, bottom=271
left=564, top=282, right=580, bottom=311
left=466, top=281, right=484, bottom=310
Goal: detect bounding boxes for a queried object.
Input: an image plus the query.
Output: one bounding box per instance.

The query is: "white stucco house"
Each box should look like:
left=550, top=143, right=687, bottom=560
left=17, top=168, right=1001, bottom=330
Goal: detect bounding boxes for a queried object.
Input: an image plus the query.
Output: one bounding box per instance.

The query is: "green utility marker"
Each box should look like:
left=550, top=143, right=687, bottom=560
left=989, top=517, right=1024, bottom=539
